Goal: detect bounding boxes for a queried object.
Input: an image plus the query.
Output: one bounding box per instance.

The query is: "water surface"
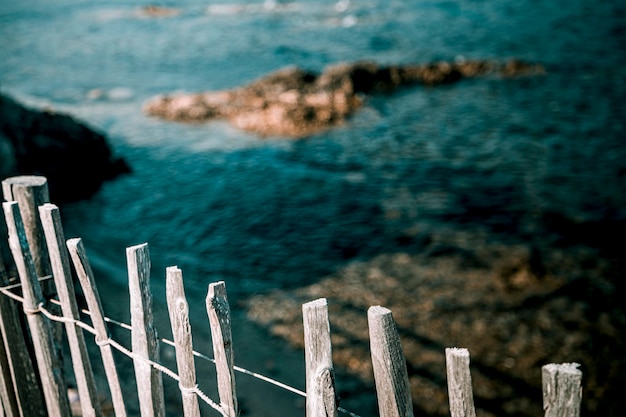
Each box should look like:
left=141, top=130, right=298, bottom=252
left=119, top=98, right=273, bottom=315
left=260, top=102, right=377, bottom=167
left=1, top=1, right=625, bottom=414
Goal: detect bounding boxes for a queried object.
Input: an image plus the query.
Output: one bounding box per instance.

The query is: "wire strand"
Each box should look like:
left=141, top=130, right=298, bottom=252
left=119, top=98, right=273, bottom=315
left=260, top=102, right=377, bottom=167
left=2, top=285, right=226, bottom=415
left=1, top=281, right=362, bottom=417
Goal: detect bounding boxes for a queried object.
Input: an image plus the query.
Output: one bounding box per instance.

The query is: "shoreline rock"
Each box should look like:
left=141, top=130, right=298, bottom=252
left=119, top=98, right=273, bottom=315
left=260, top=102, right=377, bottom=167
left=138, top=5, right=181, bottom=18
left=144, top=59, right=545, bottom=137
left=245, top=236, right=625, bottom=417
left=0, top=93, right=130, bottom=202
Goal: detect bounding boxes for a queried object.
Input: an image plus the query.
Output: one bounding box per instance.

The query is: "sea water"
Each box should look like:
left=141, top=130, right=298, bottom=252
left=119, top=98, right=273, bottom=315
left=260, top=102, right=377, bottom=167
left=1, top=0, right=625, bottom=413
left=2, top=0, right=625, bottom=294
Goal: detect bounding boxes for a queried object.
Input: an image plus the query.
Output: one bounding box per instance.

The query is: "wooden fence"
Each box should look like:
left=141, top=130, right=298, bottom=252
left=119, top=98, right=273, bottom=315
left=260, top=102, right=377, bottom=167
left=0, top=175, right=583, bottom=417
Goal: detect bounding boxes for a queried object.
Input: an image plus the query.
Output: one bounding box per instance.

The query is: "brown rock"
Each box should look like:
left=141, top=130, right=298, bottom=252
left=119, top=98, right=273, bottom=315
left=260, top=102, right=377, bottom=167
left=144, top=59, right=545, bottom=137
left=138, top=5, right=180, bottom=18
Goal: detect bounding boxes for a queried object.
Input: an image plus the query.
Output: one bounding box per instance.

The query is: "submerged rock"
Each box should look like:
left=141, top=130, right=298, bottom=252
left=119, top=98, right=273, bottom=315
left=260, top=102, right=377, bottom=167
left=246, top=238, right=625, bottom=417
left=0, top=93, right=130, bottom=202
left=144, top=59, right=545, bottom=137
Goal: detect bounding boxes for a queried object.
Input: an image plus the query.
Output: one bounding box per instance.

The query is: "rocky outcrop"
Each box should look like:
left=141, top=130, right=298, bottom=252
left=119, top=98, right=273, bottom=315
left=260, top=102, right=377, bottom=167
left=138, top=5, right=180, bottom=18
left=144, top=59, right=545, bottom=137
left=0, top=93, right=129, bottom=202
left=246, top=238, right=625, bottom=417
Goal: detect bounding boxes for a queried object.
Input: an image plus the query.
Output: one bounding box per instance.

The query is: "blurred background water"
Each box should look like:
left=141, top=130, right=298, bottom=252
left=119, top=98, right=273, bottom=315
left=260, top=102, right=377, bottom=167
left=1, top=0, right=625, bottom=415
left=3, top=0, right=624, bottom=296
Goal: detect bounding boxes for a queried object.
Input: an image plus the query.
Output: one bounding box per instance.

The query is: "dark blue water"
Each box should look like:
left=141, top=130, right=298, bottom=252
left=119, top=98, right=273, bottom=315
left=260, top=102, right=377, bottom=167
left=2, top=0, right=625, bottom=296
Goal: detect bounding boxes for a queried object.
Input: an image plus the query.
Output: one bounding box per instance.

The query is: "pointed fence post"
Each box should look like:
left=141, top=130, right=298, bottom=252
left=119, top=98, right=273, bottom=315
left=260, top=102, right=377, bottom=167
left=66, top=238, right=127, bottom=417
left=166, top=266, right=200, bottom=417
left=445, top=348, right=476, bottom=417
left=368, top=306, right=413, bottom=417
left=39, top=204, right=101, bottom=417
left=542, top=363, right=582, bottom=417
left=127, top=243, right=165, bottom=417
left=0, top=245, right=46, bottom=417
left=3, top=201, right=71, bottom=417
left=303, top=298, right=338, bottom=417
left=206, top=281, right=237, bottom=417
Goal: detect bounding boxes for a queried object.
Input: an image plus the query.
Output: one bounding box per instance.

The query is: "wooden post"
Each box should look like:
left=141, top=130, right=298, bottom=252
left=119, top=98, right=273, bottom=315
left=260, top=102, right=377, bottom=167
left=0, top=299, right=19, bottom=417
left=206, top=281, right=237, bottom=417
left=0, top=253, right=20, bottom=417
left=127, top=243, right=165, bottom=417
left=2, top=201, right=71, bottom=417
left=445, top=348, right=476, bottom=417
left=2, top=176, right=50, bottom=279
left=2, top=176, right=61, bottom=400
left=367, top=306, right=413, bottom=417
left=166, top=266, right=200, bottom=417
left=66, top=238, right=127, bottom=417
left=0, top=318, right=18, bottom=417
left=542, top=363, right=582, bottom=417
left=0, top=250, right=46, bottom=417
left=39, top=204, right=101, bottom=417
left=302, top=298, right=338, bottom=417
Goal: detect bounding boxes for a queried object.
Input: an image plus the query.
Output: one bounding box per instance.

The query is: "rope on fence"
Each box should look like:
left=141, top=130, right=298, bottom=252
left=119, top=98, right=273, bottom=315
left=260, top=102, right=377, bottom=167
left=102, top=313, right=362, bottom=417
left=0, top=282, right=226, bottom=416
left=0, top=279, right=363, bottom=417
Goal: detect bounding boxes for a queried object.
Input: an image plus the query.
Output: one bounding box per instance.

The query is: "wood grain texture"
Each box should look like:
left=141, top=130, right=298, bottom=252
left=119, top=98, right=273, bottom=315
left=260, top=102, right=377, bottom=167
left=127, top=243, right=165, bottom=417
left=67, top=238, right=127, bottom=417
left=206, top=281, right=238, bottom=417
left=39, top=204, right=101, bottom=417
left=0, top=320, right=19, bottom=417
left=542, top=363, right=582, bottom=417
left=303, top=298, right=337, bottom=417
left=0, top=287, right=19, bottom=417
left=445, top=348, right=476, bottom=417
left=2, top=176, right=50, bottom=278
left=368, top=306, right=413, bottom=417
left=166, top=266, right=200, bottom=417
left=0, top=252, right=37, bottom=417
left=3, top=201, right=70, bottom=417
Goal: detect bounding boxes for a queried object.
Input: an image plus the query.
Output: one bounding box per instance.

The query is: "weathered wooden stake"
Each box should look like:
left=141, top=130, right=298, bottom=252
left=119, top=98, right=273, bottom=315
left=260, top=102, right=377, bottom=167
left=2, top=201, right=70, bottom=417
left=445, top=348, right=476, bottom=417
left=368, top=306, right=413, bottom=417
left=127, top=243, right=165, bottom=417
left=303, top=298, right=338, bottom=417
left=66, top=238, right=127, bottom=417
left=0, top=267, right=47, bottom=417
left=0, top=323, right=18, bottom=417
left=2, top=176, right=61, bottom=415
left=542, top=363, right=582, bottom=417
left=0, top=267, right=20, bottom=417
left=206, top=281, right=237, bottom=417
left=39, top=204, right=101, bottom=417
left=166, top=266, right=200, bottom=417
left=2, top=176, right=50, bottom=279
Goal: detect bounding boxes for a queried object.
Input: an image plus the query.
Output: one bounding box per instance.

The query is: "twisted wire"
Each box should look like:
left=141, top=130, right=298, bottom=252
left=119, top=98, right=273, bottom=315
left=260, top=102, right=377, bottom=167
left=0, top=280, right=362, bottom=417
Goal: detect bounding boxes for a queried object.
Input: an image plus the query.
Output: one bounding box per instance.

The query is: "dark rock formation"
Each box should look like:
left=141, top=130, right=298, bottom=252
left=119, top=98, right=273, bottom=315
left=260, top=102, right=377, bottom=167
left=144, top=59, right=545, bottom=137
left=0, top=93, right=130, bottom=203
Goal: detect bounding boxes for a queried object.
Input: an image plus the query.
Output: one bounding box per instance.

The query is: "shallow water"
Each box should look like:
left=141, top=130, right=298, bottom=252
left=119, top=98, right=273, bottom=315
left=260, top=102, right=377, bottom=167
left=1, top=2, right=626, bottom=413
